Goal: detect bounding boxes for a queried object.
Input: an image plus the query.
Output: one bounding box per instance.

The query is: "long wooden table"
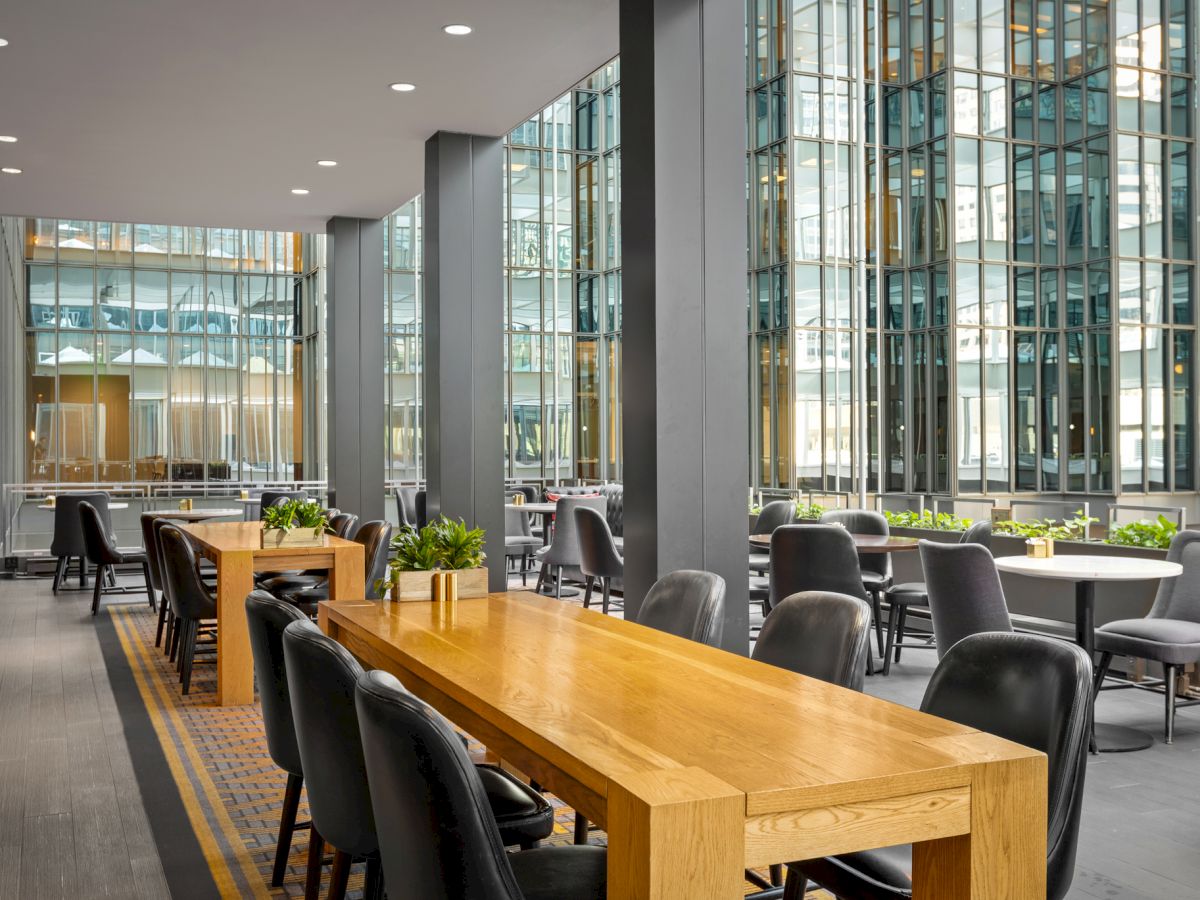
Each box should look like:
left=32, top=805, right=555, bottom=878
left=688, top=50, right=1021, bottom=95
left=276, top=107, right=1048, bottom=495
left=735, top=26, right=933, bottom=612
left=182, top=521, right=364, bottom=706
left=319, top=592, right=1046, bottom=898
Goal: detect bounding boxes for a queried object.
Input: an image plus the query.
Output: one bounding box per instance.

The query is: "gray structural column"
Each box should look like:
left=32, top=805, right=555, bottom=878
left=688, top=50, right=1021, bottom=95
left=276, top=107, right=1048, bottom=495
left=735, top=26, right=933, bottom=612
left=620, top=0, right=750, bottom=652
left=326, top=216, right=385, bottom=521
left=423, top=132, right=506, bottom=590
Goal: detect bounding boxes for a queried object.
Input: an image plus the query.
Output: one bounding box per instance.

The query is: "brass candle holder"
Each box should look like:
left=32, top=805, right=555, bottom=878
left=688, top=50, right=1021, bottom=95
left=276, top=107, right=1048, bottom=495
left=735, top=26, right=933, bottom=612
left=1026, top=537, right=1054, bottom=558
left=45, top=495, right=56, bottom=508
left=179, top=498, right=193, bottom=511
left=431, top=571, right=461, bottom=603
left=512, top=494, right=525, bottom=506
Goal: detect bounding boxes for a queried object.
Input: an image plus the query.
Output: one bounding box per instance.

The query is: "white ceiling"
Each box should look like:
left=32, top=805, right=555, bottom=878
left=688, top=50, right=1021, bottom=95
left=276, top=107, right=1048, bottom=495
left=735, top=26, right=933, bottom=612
left=0, top=0, right=618, bottom=233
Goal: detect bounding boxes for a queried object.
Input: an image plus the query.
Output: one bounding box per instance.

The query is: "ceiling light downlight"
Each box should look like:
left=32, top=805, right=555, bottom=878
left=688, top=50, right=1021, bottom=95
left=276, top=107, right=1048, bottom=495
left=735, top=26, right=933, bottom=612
left=291, top=188, right=310, bottom=195
left=317, top=159, right=337, bottom=167
left=390, top=82, right=416, bottom=92
left=1, top=167, right=22, bottom=175
left=443, top=24, right=472, bottom=35
left=0, top=136, right=16, bottom=143
left=0, top=39, right=8, bottom=48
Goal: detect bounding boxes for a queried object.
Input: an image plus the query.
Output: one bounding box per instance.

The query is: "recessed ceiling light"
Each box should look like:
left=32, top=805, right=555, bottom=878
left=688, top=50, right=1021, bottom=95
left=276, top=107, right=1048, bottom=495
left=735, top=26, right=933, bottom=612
left=0, top=39, right=8, bottom=48
left=1, top=167, right=22, bottom=175
left=316, top=159, right=337, bottom=167
left=443, top=24, right=472, bottom=35
left=291, top=188, right=310, bottom=195
left=389, top=82, right=416, bottom=92
left=0, top=136, right=15, bottom=143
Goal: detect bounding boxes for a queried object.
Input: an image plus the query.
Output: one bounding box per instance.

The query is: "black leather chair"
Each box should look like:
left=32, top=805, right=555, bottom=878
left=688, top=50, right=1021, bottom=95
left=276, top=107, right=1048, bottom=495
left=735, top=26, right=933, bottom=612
left=786, top=633, right=1092, bottom=900
left=395, top=486, right=427, bottom=530
left=749, top=500, right=797, bottom=575
left=150, top=516, right=186, bottom=649
left=820, top=509, right=892, bottom=656
left=51, top=491, right=112, bottom=592
left=355, top=667, right=607, bottom=900
left=281, top=521, right=393, bottom=615
left=1094, top=529, right=1200, bottom=744
left=920, top=539, right=1012, bottom=658
left=259, top=490, right=308, bottom=519
left=637, top=570, right=726, bottom=648
left=881, top=521, right=993, bottom=674
left=535, top=496, right=607, bottom=600
left=139, top=513, right=165, bottom=609
left=158, top=524, right=217, bottom=694
left=752, top=591, right=872, bottom=692
left=575, top=505, right=623, bottom=613
left=79, top=501, right=153, bottom=617
left=282, top=620, right=557, bottom=900
left=245, top=591, right=310, bottom=886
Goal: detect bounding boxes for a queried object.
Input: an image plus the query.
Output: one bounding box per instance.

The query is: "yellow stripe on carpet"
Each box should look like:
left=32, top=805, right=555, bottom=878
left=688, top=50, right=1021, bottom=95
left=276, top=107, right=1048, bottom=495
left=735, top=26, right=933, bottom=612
left=110, top=606, right=271, bottom=899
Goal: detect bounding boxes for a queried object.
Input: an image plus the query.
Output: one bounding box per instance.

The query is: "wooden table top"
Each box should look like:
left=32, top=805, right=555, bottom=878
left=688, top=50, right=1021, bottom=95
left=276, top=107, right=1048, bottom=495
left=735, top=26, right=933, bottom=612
left=320, top=592, right=1037, bottom=816
left=179, top=520, right=360, bottom=557
left=749, top=531, right=921, bottom=553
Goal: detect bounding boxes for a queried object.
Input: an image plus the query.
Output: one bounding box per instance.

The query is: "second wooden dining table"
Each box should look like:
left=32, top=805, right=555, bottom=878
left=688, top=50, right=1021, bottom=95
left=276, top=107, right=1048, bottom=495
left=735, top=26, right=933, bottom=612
left=180, top=521, right=364, bottom=706
left=320, top=591, right=1046, bottom=899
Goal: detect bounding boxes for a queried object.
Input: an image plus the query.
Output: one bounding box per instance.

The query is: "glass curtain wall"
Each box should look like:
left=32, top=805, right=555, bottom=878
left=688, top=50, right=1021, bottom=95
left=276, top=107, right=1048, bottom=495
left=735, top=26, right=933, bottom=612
left=754, top=0, right=1196, bottom=498
left=23, top=220, right=321, bottom=484
left=384, top=199, right=423, bottom=482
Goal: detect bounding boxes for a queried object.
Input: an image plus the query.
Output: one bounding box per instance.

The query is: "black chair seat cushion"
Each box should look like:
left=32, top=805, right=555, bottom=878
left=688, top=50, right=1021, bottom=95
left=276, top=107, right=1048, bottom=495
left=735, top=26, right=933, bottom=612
left=260, top=574, right=324, bottom=595
left=749, top=551, right=770, bottom=572
left=791, top=845, right=912, bottom=898
left=506, top=535, right=541, bottom=552
left=1094, top=618, right=1200, bottom=666
left=475, top=764, right=554, bottom=845
left=861, top=570, right=892, bottom=591
left=507, top=845, right=608, bottom=900
left=885, top=582, right=929, bottom=606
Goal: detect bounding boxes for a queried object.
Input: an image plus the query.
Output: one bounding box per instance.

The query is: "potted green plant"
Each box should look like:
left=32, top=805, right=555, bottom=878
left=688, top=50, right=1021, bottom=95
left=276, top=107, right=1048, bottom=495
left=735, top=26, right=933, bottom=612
left=378, top=516, right=489, bottom=602
left=260, top=499, right=329, bottom=548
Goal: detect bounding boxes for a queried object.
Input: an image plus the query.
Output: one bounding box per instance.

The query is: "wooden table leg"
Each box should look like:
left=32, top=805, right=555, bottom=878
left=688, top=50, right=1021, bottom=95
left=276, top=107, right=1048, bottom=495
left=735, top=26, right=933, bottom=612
left=606, top=767, right=743, bottom=900
left=216, top=550, right=255, bottom=707
left=912, top=754, right=1047, bottom=898
left=328, top=543, right=365, bottom=600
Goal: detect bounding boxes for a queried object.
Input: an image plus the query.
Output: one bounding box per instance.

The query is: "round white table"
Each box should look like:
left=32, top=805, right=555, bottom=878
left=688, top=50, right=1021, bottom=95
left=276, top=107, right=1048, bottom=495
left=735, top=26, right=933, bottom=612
left=38, top=501, right=128, bottom=510
left=144, top=508, right=242, bottom=520
left=994, top=554, right=1182, bottom=752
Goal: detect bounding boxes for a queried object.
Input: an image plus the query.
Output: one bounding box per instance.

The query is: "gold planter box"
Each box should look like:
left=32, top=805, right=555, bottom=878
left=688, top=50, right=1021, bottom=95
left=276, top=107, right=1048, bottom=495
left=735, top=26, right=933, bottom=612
left=261, top=527, right=328, bottom=549
left=390, top=567, right=489, bottom=602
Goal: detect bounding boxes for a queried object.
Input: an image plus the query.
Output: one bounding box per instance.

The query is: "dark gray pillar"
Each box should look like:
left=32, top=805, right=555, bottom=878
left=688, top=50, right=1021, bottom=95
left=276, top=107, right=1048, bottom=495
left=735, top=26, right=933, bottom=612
left=326, top=216, right=385, bottom=522
left=423, top=132, right=506, bottom=590
left=620, top=0, right=750, bottom=653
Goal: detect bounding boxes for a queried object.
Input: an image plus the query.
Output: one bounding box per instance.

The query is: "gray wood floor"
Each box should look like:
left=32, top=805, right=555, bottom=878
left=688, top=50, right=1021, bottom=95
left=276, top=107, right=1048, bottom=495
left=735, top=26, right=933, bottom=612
left=0, top=574, right=169, bottom=900
left=1, top=571, right=1197, bottom=899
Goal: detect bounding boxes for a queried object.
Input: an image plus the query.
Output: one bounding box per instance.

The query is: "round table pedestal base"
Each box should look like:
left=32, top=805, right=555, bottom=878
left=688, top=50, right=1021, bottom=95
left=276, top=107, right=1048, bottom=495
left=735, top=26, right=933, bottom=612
left=536, top=583, right=581, bottom=599
left=1095, top=722, right=1154, bottom=753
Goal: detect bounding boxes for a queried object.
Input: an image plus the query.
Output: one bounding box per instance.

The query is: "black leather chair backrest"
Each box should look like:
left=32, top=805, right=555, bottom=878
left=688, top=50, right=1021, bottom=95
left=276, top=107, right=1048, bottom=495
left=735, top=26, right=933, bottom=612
left=356, top=668, right=526, bottom=900
left=158, top=525, right=217, bottom=620
left=574, top=506, right=623, bottom=580
left=152, top=517, right=185, bottom=609
left=51, top=492, right=111, bottom=558
left=245, top=591, right=307, bottom=777
left=542, top=496, right=607, bottom=568
left=959, top=519, right=993, bottom=550
left=259, top=490, right=308, bottom=519
left=79, top=501, right=123, bottom=565
left=505, top=505, right=535, bottom=539
left=355, top=521, right=393, bottom=600
left=547, top=484, right=623, bottom=537
left=768, top=524, right=868, bottom=612
left=820, top=508, right=890, bottom=581
left=282, top=619, right=376, bottom=858
left=328, top=512, right=359, bottom=539
left=921, top=633, right=1091, bottom=900
left=140, top=513, right=163, bottom=591
left=395, top=487, right=428, bottom=531
left=752, top=591, right=872, bottom=691
left=919, top=540, right=1012, bottom=658
left=637, top=570, right=726, bottom=648
left=1146, top=529, right=1200, bottom=622
left=752, top=500, right=797, bottom=536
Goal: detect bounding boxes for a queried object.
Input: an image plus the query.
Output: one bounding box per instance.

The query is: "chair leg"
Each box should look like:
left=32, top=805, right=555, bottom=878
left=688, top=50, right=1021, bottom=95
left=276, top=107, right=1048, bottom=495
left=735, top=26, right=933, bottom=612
left=583, top=576, right=594, bottom=609
left=142, top=560, right=156, bottom=610
left=769, top=863, right=783, bottom=886
left=272, top=773, right=304, bottom=886
left=894, top=606, right=909, bottom=662
left=534, top=563, right=547, bottom=594
left=555, top=566, right=563, bottom=601
left=1165, top=664, right=1178, bottom=745
left=363, top=856, right=383, bottom=900
left=882, top=602, right=901, bottom=677
left=90, top=565, right=106, bottom=616
left=870, top=590, right=885, bottom=657
left=303, top=825, right=325, bottom=900
left=782, top=867, right=808, bottom=900
left=521, top=554, right=529, bottom=587
left=1090, top=651, right=1114, bottom=754
left=181, top=621, right=197, bottom=695
left=573, top=812, right=589, bottom=845
left=155, top=600, right=170, bottom=648
left=327, top=850, right=352, bottom=900
left=51, top=556, right=66, bottom=594
left=602, top=578, right=611, bottom=615
left=79, top=557, right=88, bottom=589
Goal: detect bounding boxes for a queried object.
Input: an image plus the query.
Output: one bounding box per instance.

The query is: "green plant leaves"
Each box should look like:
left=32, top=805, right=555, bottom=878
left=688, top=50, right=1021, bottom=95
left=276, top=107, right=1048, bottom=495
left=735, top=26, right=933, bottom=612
left=1105, top=515, right=1177, bottom=550
left=381, top=516, right=489, bottom=589
left=882, top=509, right=974, bottom=532
left=261, top=499, right=327, bottom=534
left=993, top=511, right=1097, bottom=542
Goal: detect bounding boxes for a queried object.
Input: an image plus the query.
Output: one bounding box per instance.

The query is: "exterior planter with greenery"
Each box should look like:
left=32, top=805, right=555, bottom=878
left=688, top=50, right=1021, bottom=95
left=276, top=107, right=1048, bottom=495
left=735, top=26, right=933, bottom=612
left=379, top=517, right=490, bottom=602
